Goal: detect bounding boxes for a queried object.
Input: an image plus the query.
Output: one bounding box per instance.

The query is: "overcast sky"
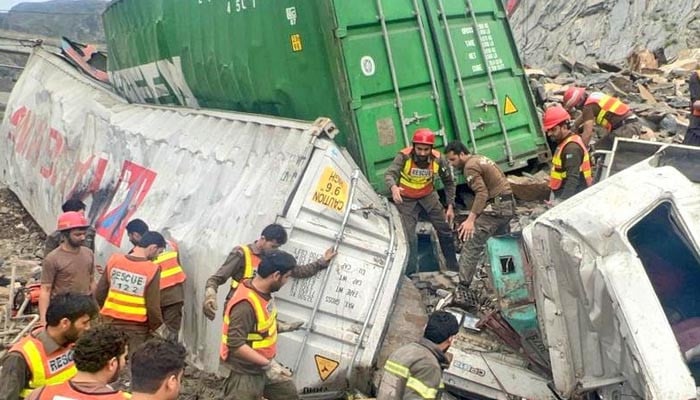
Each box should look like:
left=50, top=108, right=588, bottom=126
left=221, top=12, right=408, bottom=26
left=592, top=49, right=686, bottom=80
left=0, top=0, right=106, bottom=11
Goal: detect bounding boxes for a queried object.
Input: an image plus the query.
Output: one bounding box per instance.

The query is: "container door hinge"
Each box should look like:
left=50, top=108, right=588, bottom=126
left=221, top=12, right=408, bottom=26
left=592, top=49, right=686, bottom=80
left=402, top=111, right=432, bottom=126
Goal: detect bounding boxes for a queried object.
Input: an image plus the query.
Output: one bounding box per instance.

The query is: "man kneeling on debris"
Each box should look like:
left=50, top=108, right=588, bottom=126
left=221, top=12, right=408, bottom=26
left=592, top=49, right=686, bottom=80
left=26, top=325, right=130, bottom=399
left=543, top=105, right=593, bottom=202
left=444, top=141, right=515, bottom=305
left=0, top=293, right=98, bottom=400
left=219, top=250, right=301, bottom=400
left=563, top=86, right=643, bottom=150
left=377, top=311, right=459, bottom=400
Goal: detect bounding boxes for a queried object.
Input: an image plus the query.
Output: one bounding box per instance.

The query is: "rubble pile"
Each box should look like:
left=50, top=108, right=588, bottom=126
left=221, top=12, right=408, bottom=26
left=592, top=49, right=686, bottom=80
left=529, top=48, right=700, bottom=144
left=410, top=270, right=497, bottom=315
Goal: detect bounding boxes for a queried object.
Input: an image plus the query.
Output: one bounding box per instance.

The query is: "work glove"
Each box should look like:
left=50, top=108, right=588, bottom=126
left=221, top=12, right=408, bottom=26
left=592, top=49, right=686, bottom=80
left=264, top=359, right=293, bottom=383
left=277, top=319, right=304, bottom=333
left=153, top=324, right=172, bottom=340
left=203, top=287, right=218, bottom=321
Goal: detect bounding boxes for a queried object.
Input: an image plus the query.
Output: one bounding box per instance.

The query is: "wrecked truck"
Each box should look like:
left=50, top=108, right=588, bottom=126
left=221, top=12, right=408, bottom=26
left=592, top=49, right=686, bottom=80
left=0, top=47, right=411, bottom=397
left=440, top=145, right=700, bottom=399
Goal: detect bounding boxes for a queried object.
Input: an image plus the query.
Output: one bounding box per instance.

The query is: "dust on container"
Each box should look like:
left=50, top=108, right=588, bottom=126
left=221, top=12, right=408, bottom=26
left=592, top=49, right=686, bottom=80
left=1, top=47, right=409, bottom=398
left=102, top=0, right=549, bottom=193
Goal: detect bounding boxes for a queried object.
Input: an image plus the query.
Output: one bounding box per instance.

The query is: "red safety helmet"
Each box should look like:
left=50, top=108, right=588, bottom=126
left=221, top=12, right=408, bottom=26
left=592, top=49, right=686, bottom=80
left=56, top=211, right=90, bottom=232
left=563, top=86, right=586, bottom=109
left=542, top=106, right=571, bottom=131
left=412, top=128, right=435, bottom=146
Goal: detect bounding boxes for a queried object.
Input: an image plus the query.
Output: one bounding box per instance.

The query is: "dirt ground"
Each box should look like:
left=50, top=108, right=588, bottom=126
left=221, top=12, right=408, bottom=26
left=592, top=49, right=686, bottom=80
left=0, top=186, right=226, bottom=399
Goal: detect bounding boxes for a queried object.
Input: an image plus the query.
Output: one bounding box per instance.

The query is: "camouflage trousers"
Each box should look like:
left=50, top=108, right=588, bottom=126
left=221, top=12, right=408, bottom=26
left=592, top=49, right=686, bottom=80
left=459, top=208, right=514, bottom=287
left=395, top=191, right=459, bottom=272
left=595, top=120, right=643, bottom=150
left=222, top=370, right=299, bottom=400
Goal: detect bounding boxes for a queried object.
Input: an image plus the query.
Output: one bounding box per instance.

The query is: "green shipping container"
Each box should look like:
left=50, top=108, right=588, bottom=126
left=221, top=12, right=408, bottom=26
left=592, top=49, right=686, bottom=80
left=103, top=0, right=549, bottom=193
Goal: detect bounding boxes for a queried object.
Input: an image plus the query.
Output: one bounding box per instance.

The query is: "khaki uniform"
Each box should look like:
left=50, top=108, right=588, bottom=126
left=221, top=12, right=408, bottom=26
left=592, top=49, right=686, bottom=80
left=578, top=103, right=642, bottom=150
left=459, top=155, right=514, bottom=287
left=384, top=151, right=458, bottom=272
left=377, top=338, right=450, bottom=400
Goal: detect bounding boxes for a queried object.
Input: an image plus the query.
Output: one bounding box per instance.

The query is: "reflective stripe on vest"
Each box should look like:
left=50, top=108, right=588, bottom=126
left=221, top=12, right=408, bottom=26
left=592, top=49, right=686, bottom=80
left=384, top=360, right=440, bottom=399
left=31, top=381, right=130, bottom=399
left=230, top=245, right=260, bottom=289
left=100, top=254, right=158, bottom=323
left=550, top=134, right=593, bottom=191
left=9, top=330, right=77, bottom=398
left=585, top=92, right=630, bottom=131
left=153, top=241, right=186, bottom=289
left=220, top=280, right=277, bottom=362
left=398, top=147, right=441, bottom=199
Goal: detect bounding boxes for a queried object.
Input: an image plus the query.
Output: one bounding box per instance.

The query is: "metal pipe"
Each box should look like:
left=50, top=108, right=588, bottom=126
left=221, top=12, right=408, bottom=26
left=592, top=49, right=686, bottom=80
left=4, top=265, right=16, bottom=332
left=412, top=0, right=446, bottom=136
left=346, top=197, right=397, bottom=382
left=463, top=0, right=514, bottom=165
left=376, top=0, right=411, bottom=146
left=292, top=169, right=361, bottom=372
left=437, top=0, right=478, bottom=153
left=9, top=315, right=38, bottom=345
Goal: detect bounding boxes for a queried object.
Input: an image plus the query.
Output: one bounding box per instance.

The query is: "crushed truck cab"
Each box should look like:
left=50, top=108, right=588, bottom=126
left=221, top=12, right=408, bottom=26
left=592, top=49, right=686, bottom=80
left=446, top=159, right=700, bottom=399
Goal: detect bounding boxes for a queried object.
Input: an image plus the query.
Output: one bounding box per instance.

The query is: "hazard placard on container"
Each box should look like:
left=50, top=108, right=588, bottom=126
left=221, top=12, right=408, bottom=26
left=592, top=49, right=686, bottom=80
left=290, top=34, right=303, bottom=52
left=504, top=95, right=518, bottom=115
left=312, top=166, right=348, bottom=213
left=314, top=354, right=340, bottom=381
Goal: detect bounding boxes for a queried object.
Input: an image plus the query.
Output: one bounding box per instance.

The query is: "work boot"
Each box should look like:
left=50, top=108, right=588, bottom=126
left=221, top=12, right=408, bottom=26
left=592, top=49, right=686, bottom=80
left=438, top=234, right=459, bottom=272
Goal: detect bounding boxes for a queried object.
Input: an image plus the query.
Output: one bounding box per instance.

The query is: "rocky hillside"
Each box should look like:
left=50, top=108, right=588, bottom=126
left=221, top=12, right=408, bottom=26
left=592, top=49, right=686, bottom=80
left=510, top=0, right=700, bottom=71
left=0, top=0, right=106, bottom=43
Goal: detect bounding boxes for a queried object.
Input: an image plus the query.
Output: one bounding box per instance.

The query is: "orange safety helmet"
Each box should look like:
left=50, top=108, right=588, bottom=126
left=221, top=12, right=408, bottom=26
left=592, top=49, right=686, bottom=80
left=412, top=128, right=435, bottom=146
left=563, top=87, right=586, bottom=109
left=542, top=106, right=571, bottom=131
left=56, top=211, right=90, bottom=231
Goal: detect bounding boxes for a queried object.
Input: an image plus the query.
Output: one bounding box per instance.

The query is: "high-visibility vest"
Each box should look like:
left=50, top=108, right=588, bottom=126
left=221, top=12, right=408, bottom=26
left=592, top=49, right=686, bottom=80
left=153, top=240, right=186, bottom=290
left=29, top=381, right=130, bottom=399
left=550, top=134, right=593, bottom=191
left=100, top=254, right=159, bottom=323
left=398, top=147, right=441, bottom=199
left=220, top=280, right=277, bottom=362
left=230, top=245, right=260, bottom=289
left=9, top=329, right=77, bottom=398
left=584, top=92, right=630, bottom=131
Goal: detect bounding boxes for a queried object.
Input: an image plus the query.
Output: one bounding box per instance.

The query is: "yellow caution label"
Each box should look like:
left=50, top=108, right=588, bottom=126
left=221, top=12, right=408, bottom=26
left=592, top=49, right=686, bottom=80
left=314, top=354, right=340, bottom=381
left=504, top=95, right=518, bottom=115
left=312, top=166, right=348, bottom=213
left=291, top=34, right=303, bottom=52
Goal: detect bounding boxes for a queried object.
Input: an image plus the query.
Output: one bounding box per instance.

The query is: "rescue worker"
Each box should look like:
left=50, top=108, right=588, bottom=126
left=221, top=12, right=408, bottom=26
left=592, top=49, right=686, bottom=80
left=220, top=250, right=301, bottom=400
left=130, top=339, right=187, bottom=400
left=444, top=141, right=515, bottom=304
left=543, top=106, right=593, bottom=202
left=684, top=70, right=700, bottom=146
left=0, top=293, right=98, bottom=400
left=563, top=86, right=642, bottom=150
left=26, top=325, right=130, bottom=399
left=39, top=212, right=95, bottom=325
left=125, top=219, right=149, bottom=249
left=377, top=311, right=459, bottom=400
left=152, top=236, right=186, bottom=341
left=44, top=198, right=96, bottom=257
left=202, top=223, right=336, bottom=322
left=384, top=128, right=459, bottom=272
left=95, top=231, right=167, bottom=357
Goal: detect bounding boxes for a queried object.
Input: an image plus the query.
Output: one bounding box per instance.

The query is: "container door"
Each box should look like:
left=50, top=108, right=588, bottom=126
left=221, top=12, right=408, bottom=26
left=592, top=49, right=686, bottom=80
left=333, top=0, right=456, bottom=190
left=423, top=0, right=548, bottom=171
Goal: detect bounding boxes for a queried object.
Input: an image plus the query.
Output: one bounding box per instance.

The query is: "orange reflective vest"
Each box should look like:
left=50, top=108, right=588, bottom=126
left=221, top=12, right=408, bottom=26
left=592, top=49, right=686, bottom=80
left=550, top=134, right=593, bottom=190
left=230, top=245, right=260, bottom=289
left=29, top=381, right=130, bottom=399
left=584, top=92, right=630, bottom=131
left=398, top=147, right=441, bottom=199
left=153, top=240, right=186, bottom=290
left=9, top=329, right=77, bottom=398
left=220, top=280, right=277, bottom=362
left=100, top=254, right=159, bottom=323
